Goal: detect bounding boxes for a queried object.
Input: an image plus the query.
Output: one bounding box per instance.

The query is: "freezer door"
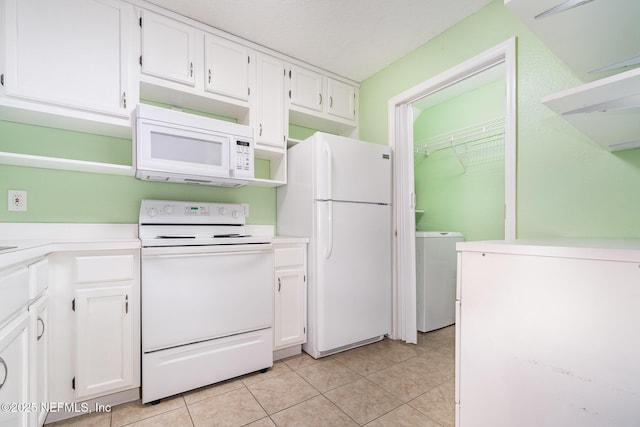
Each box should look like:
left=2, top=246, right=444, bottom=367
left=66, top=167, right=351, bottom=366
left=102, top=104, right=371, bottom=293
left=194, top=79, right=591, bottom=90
left=314, top=133, right=391, bottom=204
left=314, top=200, right=391, bottom=352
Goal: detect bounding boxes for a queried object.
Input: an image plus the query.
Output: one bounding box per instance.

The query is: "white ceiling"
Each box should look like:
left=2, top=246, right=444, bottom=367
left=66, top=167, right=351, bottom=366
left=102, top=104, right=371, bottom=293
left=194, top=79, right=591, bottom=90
left=144, top=0, right=492, bottom=82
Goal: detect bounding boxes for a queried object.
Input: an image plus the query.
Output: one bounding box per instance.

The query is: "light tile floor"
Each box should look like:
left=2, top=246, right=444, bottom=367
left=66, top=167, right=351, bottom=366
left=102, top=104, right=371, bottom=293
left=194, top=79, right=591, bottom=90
left=48, top=326, right=455, bottom=427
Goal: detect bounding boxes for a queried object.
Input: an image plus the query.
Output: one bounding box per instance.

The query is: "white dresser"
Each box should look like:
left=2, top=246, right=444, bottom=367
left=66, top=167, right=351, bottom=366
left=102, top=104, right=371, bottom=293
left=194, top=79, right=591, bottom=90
left=456, top=239, right=640, bottom=427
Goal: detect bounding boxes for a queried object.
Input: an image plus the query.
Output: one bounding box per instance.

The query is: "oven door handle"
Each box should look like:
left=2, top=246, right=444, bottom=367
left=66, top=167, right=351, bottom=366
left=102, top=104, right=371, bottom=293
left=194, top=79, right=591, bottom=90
left=142, top=250, right=271, bottom=259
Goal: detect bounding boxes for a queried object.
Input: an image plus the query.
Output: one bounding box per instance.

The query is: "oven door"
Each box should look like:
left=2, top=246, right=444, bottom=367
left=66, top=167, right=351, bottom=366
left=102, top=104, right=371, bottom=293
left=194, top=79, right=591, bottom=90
left=141, top=244, right=273, bottom=352
left=136, top=118, right=231, bottom=178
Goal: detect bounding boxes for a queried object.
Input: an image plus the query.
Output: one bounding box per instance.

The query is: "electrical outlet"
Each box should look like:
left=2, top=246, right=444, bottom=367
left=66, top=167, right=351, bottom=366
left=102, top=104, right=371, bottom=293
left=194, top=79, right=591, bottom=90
left=8, top=190, right=27, bottom=212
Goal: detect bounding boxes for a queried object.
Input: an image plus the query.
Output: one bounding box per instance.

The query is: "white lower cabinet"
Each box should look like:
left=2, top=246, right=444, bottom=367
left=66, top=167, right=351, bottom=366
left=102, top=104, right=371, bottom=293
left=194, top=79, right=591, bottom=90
left=74, top=284, right=134, bottom=399
left=273, top=242, right=307, bottom=351
left=0, top=312, right=30, bottom=427
left=48, top=249, right=140, bottom=410
left=29, top=295, right=48, bottom=427
left=0, top=256, right=48, bottom=427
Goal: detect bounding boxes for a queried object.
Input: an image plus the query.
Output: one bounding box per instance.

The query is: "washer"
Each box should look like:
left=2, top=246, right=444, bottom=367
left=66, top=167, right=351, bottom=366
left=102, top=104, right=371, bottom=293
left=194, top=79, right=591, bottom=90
left=416, top=231, right=464, bottom=332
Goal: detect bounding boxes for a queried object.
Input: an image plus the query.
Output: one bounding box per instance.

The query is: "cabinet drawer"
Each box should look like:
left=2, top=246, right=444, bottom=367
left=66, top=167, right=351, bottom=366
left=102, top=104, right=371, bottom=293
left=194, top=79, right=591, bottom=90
left=274, top=247, right=305, bottom=268
left=29, top=258, right=49, bottom=299
left=75, top=255, right=135, bottom=284
left=0, top=266, right=29, bottom=326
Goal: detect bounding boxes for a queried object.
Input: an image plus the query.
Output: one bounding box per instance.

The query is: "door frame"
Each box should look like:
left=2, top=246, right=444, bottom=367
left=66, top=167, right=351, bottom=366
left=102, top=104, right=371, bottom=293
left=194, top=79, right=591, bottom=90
left=387, top=37, right=517, bottom=343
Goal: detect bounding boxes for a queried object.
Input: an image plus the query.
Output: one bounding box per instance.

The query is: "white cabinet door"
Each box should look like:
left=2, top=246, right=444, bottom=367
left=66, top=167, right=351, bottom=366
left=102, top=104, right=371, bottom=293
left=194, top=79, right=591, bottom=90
left=289, top=66, right=323, bottom=112
left=75, top=285, right=134, bottom=400
left=29, top=295, right=48, bottom=427
left=327, top=78, right=357, bottom=121
left=255, top=53, right=286, bottom=148
left=274, top=268, right=306, bottom=349
left=140, top=10, right=197, bottom=86
left=0, top=312, right=30, bottom=427
left=4, top=0, right=133, bottom=116
left=204, top=34, right=249, bottom=101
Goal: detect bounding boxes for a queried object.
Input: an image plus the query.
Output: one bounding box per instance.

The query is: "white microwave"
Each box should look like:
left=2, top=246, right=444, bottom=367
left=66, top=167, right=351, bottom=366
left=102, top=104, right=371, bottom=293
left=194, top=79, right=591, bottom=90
left=134, top=104, right=254, bottom=187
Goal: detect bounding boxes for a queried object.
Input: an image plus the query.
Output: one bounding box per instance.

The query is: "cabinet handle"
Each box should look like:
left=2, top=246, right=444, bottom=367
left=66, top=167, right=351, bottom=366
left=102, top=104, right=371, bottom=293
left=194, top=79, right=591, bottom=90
left=319, top=93, right=322, bottom=106
left=330, top=96, right=333, bottom=108
left=0, top=358, right=7, bottom=390
left=37, top=316, right=45, bottom=341
left=125, top=295, right=129, bottom=314
left=278, top=277, right=281, bottom=292
left=208, top=69, right=212, bottom=85
left=122, top=92, right=127, bottom=109
left=259, top=123, right=263, bottom=136
left=190, top=62, right=194, bottom=77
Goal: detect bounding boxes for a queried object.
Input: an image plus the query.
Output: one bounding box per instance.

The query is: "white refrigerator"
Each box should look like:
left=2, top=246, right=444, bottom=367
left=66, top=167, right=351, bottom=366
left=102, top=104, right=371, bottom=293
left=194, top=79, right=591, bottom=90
left=277, top=132, right=392, bottom=359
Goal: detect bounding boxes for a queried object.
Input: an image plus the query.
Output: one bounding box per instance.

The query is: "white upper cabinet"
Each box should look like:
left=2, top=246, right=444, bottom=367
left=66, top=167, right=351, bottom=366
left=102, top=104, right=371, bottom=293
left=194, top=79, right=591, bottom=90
left=138, top=9, right=251, bottom=123
left=140, top=10, right=197, bottom=86
left=289, top=66, right=323, bottom=112
left=327, top=78, right=357, bottom=122
left=2, top=0, right=133, bottom=117
left=204, top=34, right=249, bottom=101
left=254, top=52, right=286, bottom=148
left=288, top=64, right=359, bottom=136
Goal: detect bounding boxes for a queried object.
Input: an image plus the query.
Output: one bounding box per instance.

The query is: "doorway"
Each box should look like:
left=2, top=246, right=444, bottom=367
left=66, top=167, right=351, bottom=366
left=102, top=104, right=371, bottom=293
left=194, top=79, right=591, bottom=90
left=387, top=38, right=516, bottom=343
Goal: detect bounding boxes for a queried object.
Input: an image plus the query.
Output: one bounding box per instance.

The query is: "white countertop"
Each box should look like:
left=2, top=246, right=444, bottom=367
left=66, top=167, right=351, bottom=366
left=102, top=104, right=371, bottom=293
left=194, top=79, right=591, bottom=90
left=457, top=238, right=640, bottom=262
left=0, top=223, right=302, bottom=269
left=0, top=223, right=141, bottom=270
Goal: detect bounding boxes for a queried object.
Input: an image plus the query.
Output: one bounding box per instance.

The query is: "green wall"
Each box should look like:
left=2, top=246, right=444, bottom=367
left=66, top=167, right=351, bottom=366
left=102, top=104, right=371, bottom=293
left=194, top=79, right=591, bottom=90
left=359, top=0, right=640, bottom=238
left=414, top=79, right=505, bottom=241
left=0, top=119, right=276, bottom=225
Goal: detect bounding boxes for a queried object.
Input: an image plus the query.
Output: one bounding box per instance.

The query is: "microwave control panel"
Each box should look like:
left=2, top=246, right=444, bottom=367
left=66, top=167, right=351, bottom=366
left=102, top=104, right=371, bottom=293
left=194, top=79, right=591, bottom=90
left=232, top=139, right=254, bottom=178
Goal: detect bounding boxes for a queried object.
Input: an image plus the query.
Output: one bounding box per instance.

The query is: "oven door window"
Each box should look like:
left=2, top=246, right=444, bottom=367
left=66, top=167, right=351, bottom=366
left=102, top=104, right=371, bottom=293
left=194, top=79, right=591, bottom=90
left=138, top=121, right=229, bottom=176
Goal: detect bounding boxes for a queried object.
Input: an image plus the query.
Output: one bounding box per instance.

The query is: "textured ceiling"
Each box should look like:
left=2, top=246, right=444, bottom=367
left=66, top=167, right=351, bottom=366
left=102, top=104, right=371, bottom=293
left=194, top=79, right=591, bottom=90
left=144, top=0, right=492, bottom=82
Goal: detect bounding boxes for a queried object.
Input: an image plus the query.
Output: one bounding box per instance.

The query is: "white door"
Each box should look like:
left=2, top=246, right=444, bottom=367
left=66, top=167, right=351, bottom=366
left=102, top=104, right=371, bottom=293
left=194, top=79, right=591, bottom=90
left=204, top=34, right=249, bottom=100
left=314, top=201, right=392, bottom=352
left=140, top=10, right=197, bottom=86
left=314, top=134, right=391, bottom=204
left=0, top=312, right=29, bottom=427
left=274, top=268, right=306, bottom=349
left=75, top=285, right=134, bottom=399
left=326, top=78, right=356, bottom=121
left=29, top=295, right=48, bottom=427
left=255, top=53, right=286, bottom=147
left=289, top=66, right=323, bottom=112
left=5, top=0, right=132, bottom=116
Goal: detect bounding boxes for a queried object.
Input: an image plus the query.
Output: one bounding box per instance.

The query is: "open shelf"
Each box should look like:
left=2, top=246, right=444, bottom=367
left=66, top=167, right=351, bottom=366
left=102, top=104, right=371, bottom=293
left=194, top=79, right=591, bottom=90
left=543, top=67, right=640, bottom=151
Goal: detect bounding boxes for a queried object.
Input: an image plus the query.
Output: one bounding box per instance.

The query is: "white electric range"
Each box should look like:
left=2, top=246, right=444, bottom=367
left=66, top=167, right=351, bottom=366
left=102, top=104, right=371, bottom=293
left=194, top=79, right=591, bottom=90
left=139, top=199, right=273, bottom=403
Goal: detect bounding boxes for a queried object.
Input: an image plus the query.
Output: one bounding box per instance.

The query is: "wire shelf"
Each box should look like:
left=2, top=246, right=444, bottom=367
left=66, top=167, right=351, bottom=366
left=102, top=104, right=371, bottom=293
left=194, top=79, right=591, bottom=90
left=414, top=117, right=505, bottom=172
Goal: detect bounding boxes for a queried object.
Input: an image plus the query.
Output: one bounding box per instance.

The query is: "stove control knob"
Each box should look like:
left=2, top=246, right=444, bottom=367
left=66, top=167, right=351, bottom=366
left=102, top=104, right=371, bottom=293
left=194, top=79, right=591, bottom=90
left=218, top=207, right=227, bottom=215
left=232, top=210, right=239, bottom=218
left=147, top=208, right=157, bottom=217
left=164, top=205, right=174, bottom=214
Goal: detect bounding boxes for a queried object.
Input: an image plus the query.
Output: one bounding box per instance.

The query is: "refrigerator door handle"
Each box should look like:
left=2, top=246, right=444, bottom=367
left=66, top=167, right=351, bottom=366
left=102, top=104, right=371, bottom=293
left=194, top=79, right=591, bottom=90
left=324, top=201, right=333, bottom=259
left=324, top=142, right=333, bottom=200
